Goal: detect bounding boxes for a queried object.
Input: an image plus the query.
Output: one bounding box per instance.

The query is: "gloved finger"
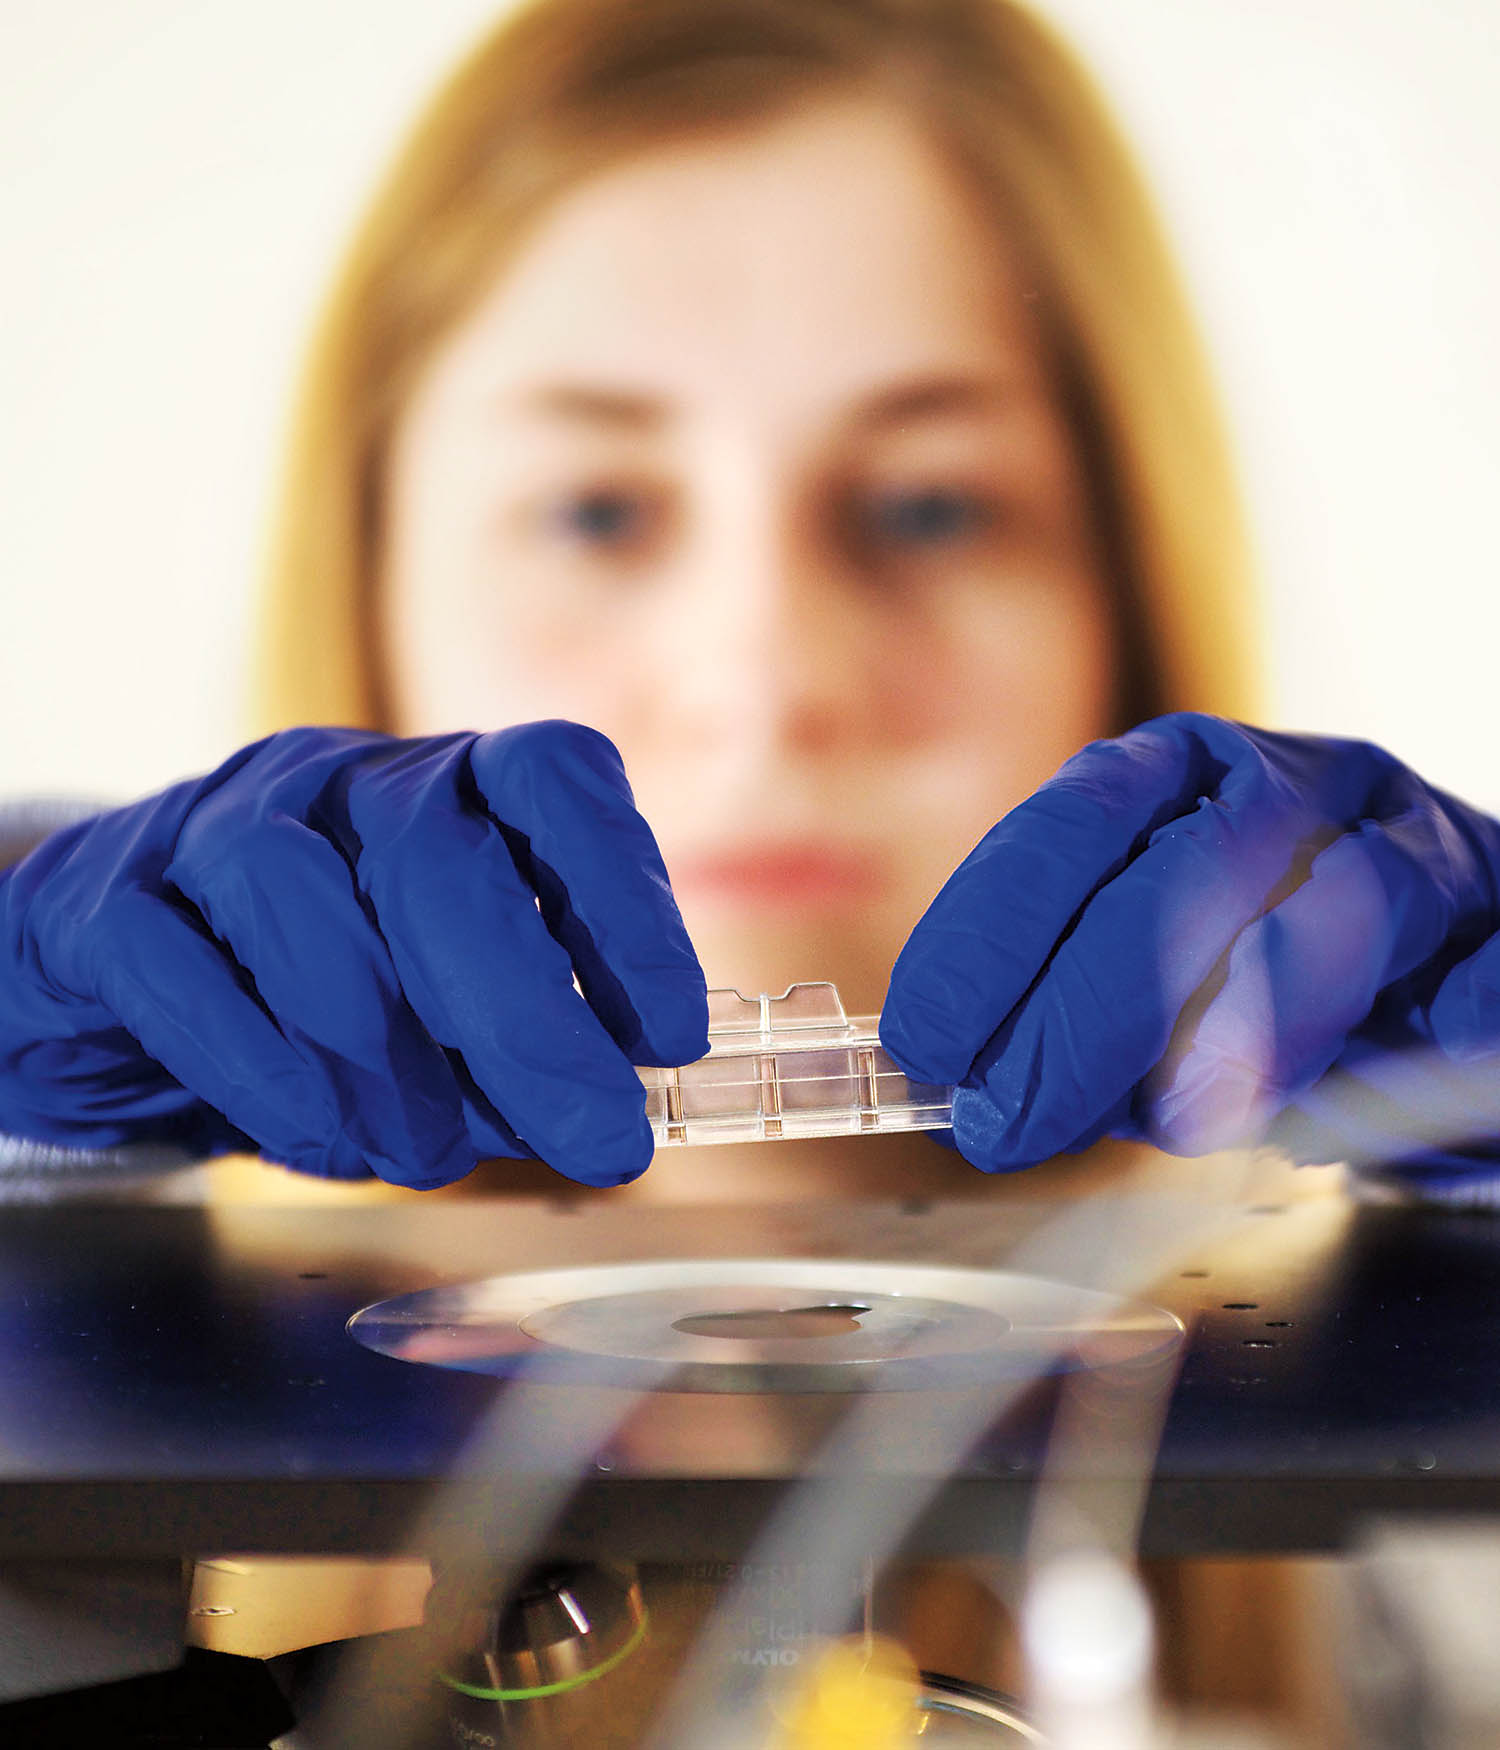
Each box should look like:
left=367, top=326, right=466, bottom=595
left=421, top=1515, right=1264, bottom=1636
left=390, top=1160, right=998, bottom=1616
left=882, top=715, right=1391, bottom=1090
left=1148, top=806, right=1486, bottom=1153
left=467, top=722, right=709, bottom=1067
left=166, top=817, right=476, bottom=1190
left=1430, top=930, right=1500, bottom=1062
left=78, top=887, right=353, bottom=1172
left=343, top=731, right=665, bottom=1187
left=453, top=1073, right=534, bottom=1164
left=948, top=1080, right=1135, bottom=1175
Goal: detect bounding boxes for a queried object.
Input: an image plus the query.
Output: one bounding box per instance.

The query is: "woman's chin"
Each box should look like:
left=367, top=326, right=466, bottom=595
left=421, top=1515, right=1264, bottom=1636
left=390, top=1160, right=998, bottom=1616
left=683, top=921, right=897, bottom=1018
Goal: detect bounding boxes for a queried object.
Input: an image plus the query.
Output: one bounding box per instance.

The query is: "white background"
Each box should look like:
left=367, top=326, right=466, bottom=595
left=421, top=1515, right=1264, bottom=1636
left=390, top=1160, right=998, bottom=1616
left=2, top=0, right=1497, bottom=806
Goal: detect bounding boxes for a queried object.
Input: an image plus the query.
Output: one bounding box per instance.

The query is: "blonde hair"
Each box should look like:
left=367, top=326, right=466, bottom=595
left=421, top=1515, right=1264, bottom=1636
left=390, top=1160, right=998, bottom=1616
left=255, top=0, right=1257, bottom=734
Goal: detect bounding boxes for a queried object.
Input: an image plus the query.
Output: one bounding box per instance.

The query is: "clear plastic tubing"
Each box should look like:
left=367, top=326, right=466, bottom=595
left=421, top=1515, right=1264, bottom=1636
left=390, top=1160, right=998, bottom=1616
left=636, top=983, right=954, bottom=1147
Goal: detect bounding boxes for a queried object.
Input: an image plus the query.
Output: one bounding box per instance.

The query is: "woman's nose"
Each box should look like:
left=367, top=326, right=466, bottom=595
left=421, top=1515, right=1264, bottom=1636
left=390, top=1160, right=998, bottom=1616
left=659, top=512, right=879, bottom=757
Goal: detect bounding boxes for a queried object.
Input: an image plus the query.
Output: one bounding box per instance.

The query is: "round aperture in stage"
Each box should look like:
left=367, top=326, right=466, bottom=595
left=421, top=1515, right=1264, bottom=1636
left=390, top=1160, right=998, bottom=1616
left=347, top=1258, right=1181, bottom=1393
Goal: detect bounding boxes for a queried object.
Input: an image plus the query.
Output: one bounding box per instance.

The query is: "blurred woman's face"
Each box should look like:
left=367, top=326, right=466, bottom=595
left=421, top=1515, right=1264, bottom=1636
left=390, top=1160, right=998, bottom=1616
left=383, top=98, right=1115, bottom=1016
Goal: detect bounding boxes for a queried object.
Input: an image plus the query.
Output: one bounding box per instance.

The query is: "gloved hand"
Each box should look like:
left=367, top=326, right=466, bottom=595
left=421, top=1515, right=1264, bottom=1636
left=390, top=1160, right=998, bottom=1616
left=0, top=723, right=708, bottom=1188
left=881, top=714, right=1500, bottom=1185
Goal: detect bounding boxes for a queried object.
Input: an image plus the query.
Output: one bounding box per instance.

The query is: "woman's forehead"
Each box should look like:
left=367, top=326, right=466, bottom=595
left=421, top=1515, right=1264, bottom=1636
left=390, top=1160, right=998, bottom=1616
left=415, top=96, right=1051, bottom=435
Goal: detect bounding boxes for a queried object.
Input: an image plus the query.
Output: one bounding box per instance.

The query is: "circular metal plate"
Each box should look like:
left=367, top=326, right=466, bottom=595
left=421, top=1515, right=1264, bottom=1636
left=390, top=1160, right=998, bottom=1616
left=348, top=1259, right=1181, bottom=1393
left=914, top=1673, right=1043, bottom=1743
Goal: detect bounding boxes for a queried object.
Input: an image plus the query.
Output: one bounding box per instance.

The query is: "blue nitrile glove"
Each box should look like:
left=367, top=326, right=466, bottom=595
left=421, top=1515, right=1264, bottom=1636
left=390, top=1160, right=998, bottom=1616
left=881, top=714, right=1500, bottom=1186
left=0, top=723, right=708, bottom=1188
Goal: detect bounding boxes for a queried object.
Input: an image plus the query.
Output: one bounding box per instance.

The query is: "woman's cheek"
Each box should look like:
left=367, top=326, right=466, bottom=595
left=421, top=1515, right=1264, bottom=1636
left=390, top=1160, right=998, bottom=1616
left=466, top=574, right=641, bottom=731
left=944, top=574, right=1115, bottom=743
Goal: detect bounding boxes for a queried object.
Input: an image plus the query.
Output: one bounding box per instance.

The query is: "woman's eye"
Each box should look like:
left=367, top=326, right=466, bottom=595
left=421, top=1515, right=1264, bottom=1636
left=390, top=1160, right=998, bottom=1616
left=547, top=489, right=656, bottom=549
left=854, top=487, right=996, bottom=551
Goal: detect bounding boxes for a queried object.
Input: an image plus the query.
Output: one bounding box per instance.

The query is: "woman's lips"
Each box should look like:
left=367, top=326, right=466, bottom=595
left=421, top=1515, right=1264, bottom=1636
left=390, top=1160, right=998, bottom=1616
left=670, top=843, right=884, bottom=908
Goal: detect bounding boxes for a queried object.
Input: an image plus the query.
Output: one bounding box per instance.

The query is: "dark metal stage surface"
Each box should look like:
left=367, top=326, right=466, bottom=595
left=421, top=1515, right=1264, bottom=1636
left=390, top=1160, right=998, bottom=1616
left=2, top=1177, right=1499, bottom=1562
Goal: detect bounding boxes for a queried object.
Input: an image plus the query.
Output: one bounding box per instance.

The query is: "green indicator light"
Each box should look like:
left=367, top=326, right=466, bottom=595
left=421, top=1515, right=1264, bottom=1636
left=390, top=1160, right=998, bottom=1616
left=439, top=1611, right=649, bottom=1703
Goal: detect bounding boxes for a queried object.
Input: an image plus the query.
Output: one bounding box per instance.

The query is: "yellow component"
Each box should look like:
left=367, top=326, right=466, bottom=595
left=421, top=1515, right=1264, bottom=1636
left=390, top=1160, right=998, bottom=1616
left=775, top=1635, right=921, bottom=1750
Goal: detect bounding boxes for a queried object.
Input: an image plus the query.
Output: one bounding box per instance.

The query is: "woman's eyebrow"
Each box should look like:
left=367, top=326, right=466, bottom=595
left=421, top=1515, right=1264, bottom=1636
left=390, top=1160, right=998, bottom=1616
left=504, top=383, right=670, bottom=431
left=846, top=374, right=1017, bottom=432
left=498, top=373, right=1016, bottom=434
